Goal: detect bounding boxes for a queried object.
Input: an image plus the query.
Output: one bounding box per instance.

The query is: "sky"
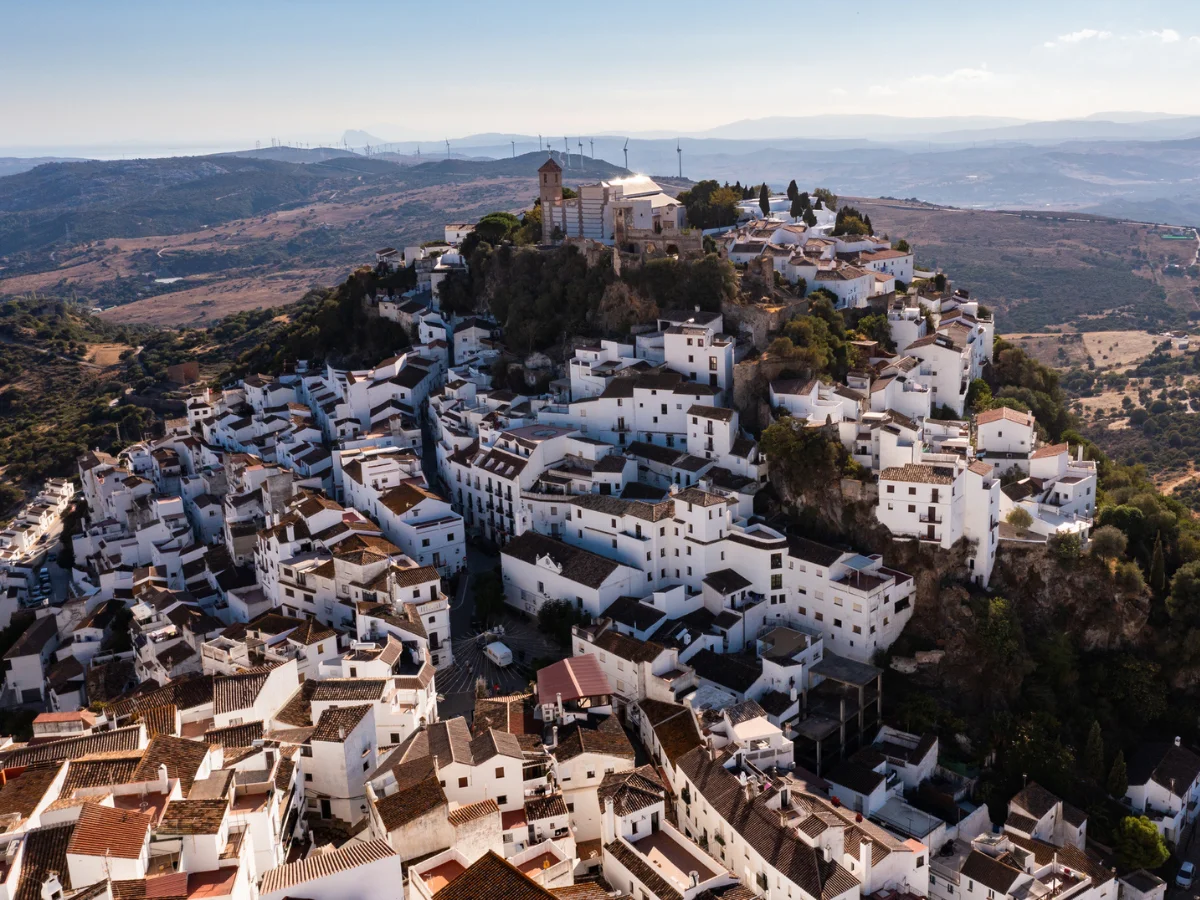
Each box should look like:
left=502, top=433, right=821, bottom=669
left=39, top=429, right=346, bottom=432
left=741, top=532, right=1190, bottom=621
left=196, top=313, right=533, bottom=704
left=6, top=0, right=1200, bottom=156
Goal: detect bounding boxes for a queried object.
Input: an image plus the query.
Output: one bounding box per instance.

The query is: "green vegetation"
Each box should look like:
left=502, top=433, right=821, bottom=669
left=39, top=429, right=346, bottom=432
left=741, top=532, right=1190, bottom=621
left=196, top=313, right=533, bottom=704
left=1116, top=816, right=1169, bottom=870
left=677, top=180, right=742, bottom=230
left=223, top=267, right=413, bottom=376
left=536, top=598, right=590, bottom=647
left=832, top=205, right=872, bottom=237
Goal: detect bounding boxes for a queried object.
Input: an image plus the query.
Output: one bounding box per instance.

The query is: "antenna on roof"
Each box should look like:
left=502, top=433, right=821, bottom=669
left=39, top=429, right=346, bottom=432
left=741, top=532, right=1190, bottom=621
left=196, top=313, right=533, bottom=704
left=623, top=138, right=629, bottom=170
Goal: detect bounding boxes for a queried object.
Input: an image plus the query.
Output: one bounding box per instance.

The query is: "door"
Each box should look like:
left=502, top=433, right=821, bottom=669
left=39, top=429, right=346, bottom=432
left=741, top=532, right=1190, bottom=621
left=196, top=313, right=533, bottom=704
left=927, top=524, right=936, bottom=540
left=320, top=799, right=331, bottom=819
left=651, top=811, right=660, bottom=833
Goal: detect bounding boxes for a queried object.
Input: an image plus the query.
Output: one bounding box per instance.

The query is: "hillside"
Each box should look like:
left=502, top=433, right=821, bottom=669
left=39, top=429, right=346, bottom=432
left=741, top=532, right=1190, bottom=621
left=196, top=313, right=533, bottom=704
left=856, top=198, right=1200, bottom=333
left=0, top=151, right=626, bottom=326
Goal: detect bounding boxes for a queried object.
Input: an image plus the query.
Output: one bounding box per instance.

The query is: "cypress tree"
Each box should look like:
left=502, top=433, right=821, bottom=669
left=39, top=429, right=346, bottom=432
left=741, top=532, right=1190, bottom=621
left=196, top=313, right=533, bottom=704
left=1150, top=533, right=1166, bottom=595
left=786, top=179, right=799, bottom=202
left=759, top=184, right=770, bottom=217
left=1108, top=750, right=1128, bottom=798
left=1084, top=721, right=1105, bottom=783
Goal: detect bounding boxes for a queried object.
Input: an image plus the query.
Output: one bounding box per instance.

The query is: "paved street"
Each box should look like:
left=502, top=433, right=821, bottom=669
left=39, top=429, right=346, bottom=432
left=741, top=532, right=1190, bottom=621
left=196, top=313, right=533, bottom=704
left=437, top=541, right=566, bottom=722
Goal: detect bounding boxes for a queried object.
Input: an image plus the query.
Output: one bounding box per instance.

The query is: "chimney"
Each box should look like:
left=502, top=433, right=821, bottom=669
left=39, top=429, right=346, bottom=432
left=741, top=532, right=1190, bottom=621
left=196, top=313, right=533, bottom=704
left=780, top=787, right=789, bottom=809
left=859, top=835, right=874, bottom=888
left=338, top=726, right=346, bottom=741
left=602, top=797, right=616, bottom=844
left=1176, top=736, right=1182, bottom=748
left=790, top=685, right=797, bottom=703
left=552, top=725, right=559, bottom=748
left=556, top=692, right=564, bottom=722
left=743, top=781, right=752, bottom=803
left=158, top=763, right=169, bottom=787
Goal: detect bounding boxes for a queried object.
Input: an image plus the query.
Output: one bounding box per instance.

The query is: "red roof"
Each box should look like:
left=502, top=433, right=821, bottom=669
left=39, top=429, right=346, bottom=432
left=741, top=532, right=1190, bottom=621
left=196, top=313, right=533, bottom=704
left=537, top=655, right=611, bottom=704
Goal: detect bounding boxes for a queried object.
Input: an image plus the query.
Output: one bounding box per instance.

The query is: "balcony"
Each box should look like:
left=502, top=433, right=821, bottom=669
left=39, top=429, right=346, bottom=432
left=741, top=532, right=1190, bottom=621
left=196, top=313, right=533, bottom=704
left=919, top=513, right=942, bottom=524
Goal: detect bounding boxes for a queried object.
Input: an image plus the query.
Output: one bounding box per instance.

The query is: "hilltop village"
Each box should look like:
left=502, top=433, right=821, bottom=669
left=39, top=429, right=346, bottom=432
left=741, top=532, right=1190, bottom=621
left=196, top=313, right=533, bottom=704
left=0, top=157, right=1176, bottom=900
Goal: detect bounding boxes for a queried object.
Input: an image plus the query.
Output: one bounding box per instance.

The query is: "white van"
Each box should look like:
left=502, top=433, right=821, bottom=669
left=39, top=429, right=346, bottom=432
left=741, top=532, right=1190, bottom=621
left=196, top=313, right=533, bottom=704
left=484, top=641, right=514, bottom=667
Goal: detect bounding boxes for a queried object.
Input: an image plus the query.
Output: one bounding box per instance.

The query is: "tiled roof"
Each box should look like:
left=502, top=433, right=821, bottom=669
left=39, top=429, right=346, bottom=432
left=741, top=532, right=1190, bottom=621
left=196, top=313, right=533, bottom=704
left=503, top=532, right=623, bottom=590
left=677, top=749, right=859, bottom=900
left=553, top=716, right=635, bottom=763
left=213, top=670, right=270, bottom=714
left=131, top=735, right=210, bottom=793
left=1129, top=742, right=1200, bottom=797
left=960, top=849, right=1022, bottom=894
left=274, top=680, right=317, bottom=727
left=1030, top=442, right=1068, bottom=460
left=138, top=704, right=178, bottom=738
left=311, top=679, right=388, bottom=703
left=434, top=851, right=559, bottom=900
left=537, top=655, right=612, bottom=705
left=1010, top=781, right=1060, bottom=818
left=259, top=838, right=397, bottom=895
left=605, top=837, right=682, bottom=900
left=473, top=694, right=532, bottom=735
left=598, top=766, right=664, bottom=816
left=524, top=793, right=568, bottom=821
left=976, top=406, right=1034, bottom=427
left=14, top=823, right=75, bottom=900
left=312, top=704, right=371, bottom=743
left=0, top=725, right=144, bottom=768
left=62, top=752, right=144, bottom=791
left=158, top=798, right=228, bottom=835
left=591, top=629, right=664, bottom=665
left=650, top=704, right=703, bottom=764
left=204, top=720, right=265, bottom=747
left=879, top=463, right=956, bottom=485
left=0, top=764, right=60, bottom=822
left=467, top=729, right=524, bottom=763
left=66, top=802, right=152, bottom=859
left=689, top=649, right=761, bottom=694
left=447, top=797, right=499, bottom=826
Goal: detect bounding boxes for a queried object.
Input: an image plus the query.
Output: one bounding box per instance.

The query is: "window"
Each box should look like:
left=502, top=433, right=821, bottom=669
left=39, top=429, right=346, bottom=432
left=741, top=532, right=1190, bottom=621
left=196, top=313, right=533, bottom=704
left=304, top=773, right=312, bottom=782
left=908, top=486, right=917, bottom=495
left=422, top=538, right=430, bottom=547
left=495, top=766, right=505, bottom=778
left=886, top=485, right=894, bottom=494
left=908, top=504, right=916, bottom=513
left=537, top=582, right=544, bottom=593
left=587, top=770, right=596, bottom=779
left=391, top=732, right=400, bottom=743
left=917, top=856, right=925, bottom=868
left=815, top=611, right=824, bottom=622
left=459, top=777, right=469, bottom=788
left=709, top=357, right=718, bottom=371
left=632, top=821, right=639, bottom=834
left=771, top=574, right=782, bottom=590
left=771, top=553, right=781, bottom=569
left=852, top=625, right=862, bottom=634
left=363, top=760, right=369, bottom=771
left=567, top=803, right=574, bottom=813
left=834, top=618, right=842, bottom=628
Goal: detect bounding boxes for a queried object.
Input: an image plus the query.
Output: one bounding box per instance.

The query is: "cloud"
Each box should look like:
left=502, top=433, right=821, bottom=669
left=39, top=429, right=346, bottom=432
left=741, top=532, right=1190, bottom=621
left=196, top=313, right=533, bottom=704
left=1149, top=28, right=1181, bottom=43
left=869, top=67, right=996, bottom=98
left=1044, top=28, right=1111, bottom=48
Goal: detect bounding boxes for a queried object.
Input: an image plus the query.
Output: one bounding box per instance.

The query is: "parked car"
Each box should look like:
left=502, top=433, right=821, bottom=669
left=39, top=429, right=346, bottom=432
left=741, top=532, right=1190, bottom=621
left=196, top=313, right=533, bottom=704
left=1177, top=862, right=1194, bottom=889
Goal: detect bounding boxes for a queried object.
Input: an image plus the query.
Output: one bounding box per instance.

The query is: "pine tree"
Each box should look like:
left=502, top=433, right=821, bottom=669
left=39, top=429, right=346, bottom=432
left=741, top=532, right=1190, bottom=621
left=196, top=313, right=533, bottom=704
left=1084, top=721, right=1105, bottom=783
left=864, top=214, right=874, bottom=234
left=1150, top=533, right=1166, bottom=595
left=786, top=179, right=799, bottom=202
left=1108, top=749, right=1128, bottom=798
left=759, top=184, right=770, bottom=217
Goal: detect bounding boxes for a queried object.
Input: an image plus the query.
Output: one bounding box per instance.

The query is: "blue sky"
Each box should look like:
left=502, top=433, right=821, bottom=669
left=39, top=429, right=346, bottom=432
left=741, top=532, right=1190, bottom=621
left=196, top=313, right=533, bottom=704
left=5, top=0, right=1200, bottom=153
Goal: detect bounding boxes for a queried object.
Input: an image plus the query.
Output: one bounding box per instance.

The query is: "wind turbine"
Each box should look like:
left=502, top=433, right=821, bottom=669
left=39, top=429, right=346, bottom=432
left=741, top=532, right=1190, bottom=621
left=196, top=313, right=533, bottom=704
left=445, top=138, right=450, bottom=158
left=623, top=138, right=629, bottom=170
left=511, top=140, right=515, bottom=158
left=589, top=138, right=594, bottom=158
left=578, top=139, right=583, bottom=165
left=538, top=134, right=542, bottom=151
left=563, top=137, right=569, bottom=167
left=677, top=140, right=682, bottom=178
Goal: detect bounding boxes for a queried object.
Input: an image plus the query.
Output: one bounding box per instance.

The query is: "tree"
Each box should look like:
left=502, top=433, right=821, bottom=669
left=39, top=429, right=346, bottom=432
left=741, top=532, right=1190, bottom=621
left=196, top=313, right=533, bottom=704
left=966, top=378, right=993, bottom=412
left=802, top=207, right=817, bottom=227
left=758, top=183, right=770, bottom=217
left=813, top=187, right=837, bottom=209
left=786, top=179, right=799, bottom=201
left=1150, top=533, right=1166, bottom=595
left=1084, top=720, right=1105, bottom=783
left=1108, top=750, right=1128, bottom=798
left=537, top=599, right=589, bottom=647
left=474, top=211, right=522, bottom=246
left=1168, top=560, right=1200, bottom=626
left=895, top=238, right=911, bottom=253
left=472, top=570, right=507, bottom=626
left=1115, top=815, right=1168, bottom=870
left=1115, top=560, right=1146, bottom=595
left=1090, top=525, right=1128, bottom=560
left=790, top=196, right=805, bottom=221
left=1006, top=507, right=1034, bottom=531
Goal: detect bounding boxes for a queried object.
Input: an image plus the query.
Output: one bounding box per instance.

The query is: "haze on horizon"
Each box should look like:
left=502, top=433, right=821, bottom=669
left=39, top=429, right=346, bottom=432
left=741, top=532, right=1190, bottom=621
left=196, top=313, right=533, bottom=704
left=6, top=0, right=1200, bottom=157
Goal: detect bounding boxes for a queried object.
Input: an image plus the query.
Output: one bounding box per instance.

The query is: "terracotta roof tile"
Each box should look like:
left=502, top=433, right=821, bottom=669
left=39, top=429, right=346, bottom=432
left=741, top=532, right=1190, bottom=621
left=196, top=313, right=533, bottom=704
left=66, top=801, right=152, bottom=859
left=259, top=838, right=397, bottom=895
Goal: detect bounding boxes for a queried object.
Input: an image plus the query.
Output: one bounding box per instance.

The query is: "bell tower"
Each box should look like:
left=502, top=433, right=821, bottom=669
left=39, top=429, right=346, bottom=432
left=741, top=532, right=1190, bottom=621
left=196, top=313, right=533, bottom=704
left=538, top=156, right=564, bottom=242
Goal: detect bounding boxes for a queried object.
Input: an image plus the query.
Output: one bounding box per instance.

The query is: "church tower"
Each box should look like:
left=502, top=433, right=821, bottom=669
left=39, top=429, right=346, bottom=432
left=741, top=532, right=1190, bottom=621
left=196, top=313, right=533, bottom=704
left=538, top=155, right=564, bottom=242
